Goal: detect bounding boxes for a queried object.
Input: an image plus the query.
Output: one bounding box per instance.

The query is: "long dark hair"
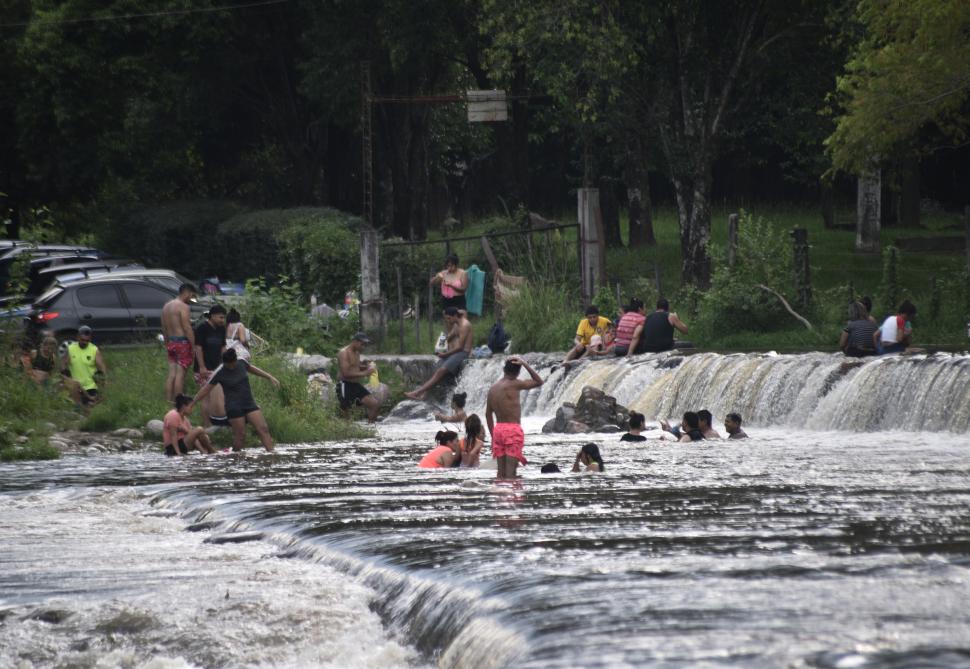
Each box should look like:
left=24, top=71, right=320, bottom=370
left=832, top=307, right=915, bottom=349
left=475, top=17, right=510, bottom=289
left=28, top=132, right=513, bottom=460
left=464, top=414, right=483, bottom=444
left=435, top=430, right=459, bottom=445
left=581, top=443, right=605, bottom=472
left=452, top=392, right=467, bottom=409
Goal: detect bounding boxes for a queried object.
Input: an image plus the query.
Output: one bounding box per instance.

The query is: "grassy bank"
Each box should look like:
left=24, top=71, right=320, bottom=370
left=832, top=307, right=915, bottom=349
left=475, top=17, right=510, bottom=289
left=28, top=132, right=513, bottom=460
left=367, top=205, right=970, bottom=355
left=1, top=345, right=372, bottom=461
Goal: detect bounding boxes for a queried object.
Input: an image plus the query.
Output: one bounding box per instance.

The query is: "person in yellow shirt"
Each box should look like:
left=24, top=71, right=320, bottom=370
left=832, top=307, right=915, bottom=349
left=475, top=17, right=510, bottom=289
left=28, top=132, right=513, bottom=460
left=60, top=325, right=107, bottom=407
left=562, top=305, right=612, bottom=363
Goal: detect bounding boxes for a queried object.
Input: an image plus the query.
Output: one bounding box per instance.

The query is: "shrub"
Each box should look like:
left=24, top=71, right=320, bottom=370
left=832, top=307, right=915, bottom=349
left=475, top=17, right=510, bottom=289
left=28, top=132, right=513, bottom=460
left=503, top=283, right=582, bottom=353
left=694, top=211, right=796, bottom=336
left=274, top=209, right=361, bottom=305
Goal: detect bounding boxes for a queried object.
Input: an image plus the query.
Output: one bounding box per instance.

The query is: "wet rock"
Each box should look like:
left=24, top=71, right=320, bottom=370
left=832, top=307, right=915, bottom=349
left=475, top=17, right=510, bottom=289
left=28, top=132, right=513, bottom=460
left=15, top=435, right=28, bottom=444
left=95, top=610, right=157, bottom=635
left=88, top=442, right=105, bottom=452
left=386, top=399, right=435, bottom=421
left=565, top=420, right=591, bottom=434
left=186, top=521, right=221, bottom=532
left=145, top=419, right=165, bottom=437
left=28, top=608, right=73, bottom=624
left=544, top=386, right=631, bottom=433
left=659, top=355, right=684, bottom=369
left=204, top=531, right=264, bottom=545
left=112, top=428, right=143, bottom=439
left=83, top=447, right=100, bottom=455
left=119, top=439, right=135, bottom=452
left=47, top=439, right=70, bottom=452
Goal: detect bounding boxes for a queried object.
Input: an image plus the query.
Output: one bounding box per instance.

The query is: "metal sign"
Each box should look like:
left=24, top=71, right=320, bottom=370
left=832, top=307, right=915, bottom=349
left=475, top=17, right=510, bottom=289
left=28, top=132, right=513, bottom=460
left=467, top=90, right=508, bottom=123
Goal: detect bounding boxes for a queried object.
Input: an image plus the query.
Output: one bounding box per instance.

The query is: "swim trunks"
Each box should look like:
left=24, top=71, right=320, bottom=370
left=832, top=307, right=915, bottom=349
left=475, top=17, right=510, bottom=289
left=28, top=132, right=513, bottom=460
left=491, top=422, right=527, bottom=465
left=337, top=380, right=370, bottom=410
left=209, top=415, right=230, bottom=427
left=166, top=339, right=193, bottom=369
left=164, top=439, right=188, bottom=456
left=435, top=350, right=469, bottom=375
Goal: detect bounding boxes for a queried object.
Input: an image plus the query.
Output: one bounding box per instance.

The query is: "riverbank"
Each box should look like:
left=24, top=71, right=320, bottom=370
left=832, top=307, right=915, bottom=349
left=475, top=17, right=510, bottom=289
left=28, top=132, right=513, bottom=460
left=0, top=345, right=372, bottom=461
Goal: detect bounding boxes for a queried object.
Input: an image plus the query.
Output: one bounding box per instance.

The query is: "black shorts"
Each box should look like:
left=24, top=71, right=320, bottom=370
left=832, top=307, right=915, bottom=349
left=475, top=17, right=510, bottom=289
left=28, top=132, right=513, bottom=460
left=227, top=405, right=260, bottom=420
left=209, top=415, right=230, bottom=427
left=81, top=388, right=99, bottom=404
left=338, top=380, right=370, bottom=409
left=442, top=295, right=466, bottom=311
left=165, top=439, right=188, bottom=456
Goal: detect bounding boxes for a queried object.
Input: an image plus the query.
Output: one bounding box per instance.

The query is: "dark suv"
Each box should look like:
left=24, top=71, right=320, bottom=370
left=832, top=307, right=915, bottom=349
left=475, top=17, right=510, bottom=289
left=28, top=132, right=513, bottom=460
left=25, top=275, right=208, bottom=343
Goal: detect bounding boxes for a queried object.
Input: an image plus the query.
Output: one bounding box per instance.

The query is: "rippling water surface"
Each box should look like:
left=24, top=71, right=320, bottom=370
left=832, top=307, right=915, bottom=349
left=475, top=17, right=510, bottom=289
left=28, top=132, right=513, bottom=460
left=3, top=418, right=970, bottom=668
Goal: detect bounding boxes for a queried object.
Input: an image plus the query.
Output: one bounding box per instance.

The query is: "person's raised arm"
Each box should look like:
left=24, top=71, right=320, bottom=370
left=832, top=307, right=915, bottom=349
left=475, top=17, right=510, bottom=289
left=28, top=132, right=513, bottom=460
left=247, top=364, right=281, bottom=388
left=429, top=271, right=443, bottom=287
left=512, top=356, right=543, bottom=389
left=669, top=312, right=689, bottom=334
left=626, top=324, right=644, bottom=357
left=189, top=381, right=214, bottom=411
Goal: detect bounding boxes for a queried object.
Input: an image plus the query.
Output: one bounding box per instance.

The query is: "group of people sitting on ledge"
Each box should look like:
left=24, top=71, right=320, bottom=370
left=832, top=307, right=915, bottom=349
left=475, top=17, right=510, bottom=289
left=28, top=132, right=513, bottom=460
left=841, top=297, right=922, bottom=357
left=563, top=297, right=689, bottom=363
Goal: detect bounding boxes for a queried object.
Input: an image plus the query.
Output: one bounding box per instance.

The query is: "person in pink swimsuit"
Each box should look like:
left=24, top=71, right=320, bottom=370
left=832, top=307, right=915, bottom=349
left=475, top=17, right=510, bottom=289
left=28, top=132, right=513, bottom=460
left=485, top=356, right=544, bottom=479
left=418, top=430, right=461, bottom=468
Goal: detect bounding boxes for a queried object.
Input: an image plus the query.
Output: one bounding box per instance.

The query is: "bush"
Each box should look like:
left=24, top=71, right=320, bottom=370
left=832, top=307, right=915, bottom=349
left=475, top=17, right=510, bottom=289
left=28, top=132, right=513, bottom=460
left=274, top=209, right=361, bottom=305
left=694, top=211, right=796, bottom=337
left=105, top=200, right=245, bottom=278
left=503, top=283, right=582, bottom=353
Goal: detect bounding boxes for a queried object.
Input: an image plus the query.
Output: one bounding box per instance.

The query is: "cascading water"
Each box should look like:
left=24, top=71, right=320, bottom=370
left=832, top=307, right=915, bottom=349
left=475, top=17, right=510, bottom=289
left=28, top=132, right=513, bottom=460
left=454, top=351, right=970, bottom=433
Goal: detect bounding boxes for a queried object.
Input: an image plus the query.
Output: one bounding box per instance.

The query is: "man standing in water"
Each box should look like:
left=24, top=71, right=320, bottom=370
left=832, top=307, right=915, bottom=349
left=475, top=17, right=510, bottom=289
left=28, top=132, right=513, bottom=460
left=405, top=307, right=473, bottom=400
left=161, top=283, right=197, bottom=403
left=485, top=356, right=544, bottom=479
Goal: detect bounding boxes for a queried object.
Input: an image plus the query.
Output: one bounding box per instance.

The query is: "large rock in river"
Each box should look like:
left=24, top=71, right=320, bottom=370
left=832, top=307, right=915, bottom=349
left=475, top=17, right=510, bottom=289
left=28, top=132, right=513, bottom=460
left=542, top=386, right=630, bottom=434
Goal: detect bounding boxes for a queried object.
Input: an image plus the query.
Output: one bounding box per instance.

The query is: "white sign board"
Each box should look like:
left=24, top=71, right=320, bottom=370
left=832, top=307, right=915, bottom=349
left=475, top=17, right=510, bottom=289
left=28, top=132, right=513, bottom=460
left=467, top=90, right=508, bottom=123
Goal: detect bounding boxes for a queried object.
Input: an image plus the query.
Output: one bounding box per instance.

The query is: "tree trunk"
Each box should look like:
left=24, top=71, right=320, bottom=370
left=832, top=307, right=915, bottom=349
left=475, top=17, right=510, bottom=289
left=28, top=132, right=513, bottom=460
left=673, top=170, right=712, bottom=287
left=625, top=143, right=656, bottom=247
left=599, top=176, right=622, bottom=248
left=820, top=178, right=835, bottom=229
left=856, top=169, right=881, bottom=253
left=900, top=155, right=921, bottom=228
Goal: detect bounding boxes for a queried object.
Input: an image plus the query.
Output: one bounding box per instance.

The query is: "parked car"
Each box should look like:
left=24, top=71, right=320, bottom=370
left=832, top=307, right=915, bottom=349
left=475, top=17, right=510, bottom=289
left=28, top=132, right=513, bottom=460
left=24, top=275, right=210, bottom=344
left=21, top=258, right=142, bottom=302
left=0, top=245, right=105, bottom=298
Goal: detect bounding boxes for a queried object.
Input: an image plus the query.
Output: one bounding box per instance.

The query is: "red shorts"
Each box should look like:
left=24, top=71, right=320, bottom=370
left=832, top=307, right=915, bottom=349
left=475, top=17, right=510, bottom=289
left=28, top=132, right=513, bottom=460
left=166, top=340, right=193, bottom=369
left=491, top=423, right=527, bottom=465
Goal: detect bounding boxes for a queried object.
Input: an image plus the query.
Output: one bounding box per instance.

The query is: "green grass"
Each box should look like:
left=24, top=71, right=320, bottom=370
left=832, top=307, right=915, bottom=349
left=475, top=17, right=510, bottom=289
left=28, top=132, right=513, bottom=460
left=0, top=344, right=372, bottom=460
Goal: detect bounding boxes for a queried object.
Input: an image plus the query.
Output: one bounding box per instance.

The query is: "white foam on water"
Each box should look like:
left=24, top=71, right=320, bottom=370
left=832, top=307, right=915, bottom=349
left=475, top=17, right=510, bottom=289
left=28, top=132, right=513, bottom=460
left=0, top=486, right=422, bottom=669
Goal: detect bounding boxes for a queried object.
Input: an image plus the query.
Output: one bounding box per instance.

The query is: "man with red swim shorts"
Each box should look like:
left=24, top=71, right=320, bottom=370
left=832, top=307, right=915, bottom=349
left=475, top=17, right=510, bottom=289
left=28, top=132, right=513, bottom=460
left=485, top=356, right=544, bottom=479
left=161, top=283, right=198, bottom=403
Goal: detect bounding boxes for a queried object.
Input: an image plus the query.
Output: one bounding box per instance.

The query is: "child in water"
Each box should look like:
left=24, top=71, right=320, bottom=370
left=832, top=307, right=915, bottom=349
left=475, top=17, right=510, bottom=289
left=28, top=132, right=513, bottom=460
left=572, top=443, right=605, bottom=472
left=457, top=414, right=486, bottom=468
left=620, top=411, right=648, bottom=442
left=434, top=392, right=467, bottom=424
left=418, top=430, right=461, bottom=468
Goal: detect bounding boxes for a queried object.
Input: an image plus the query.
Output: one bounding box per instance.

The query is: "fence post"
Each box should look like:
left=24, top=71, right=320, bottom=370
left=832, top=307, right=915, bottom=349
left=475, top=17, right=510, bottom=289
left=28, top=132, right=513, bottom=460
left=792, top=227, right=812, bottom=309
left=396, top=265, right=404, bottom=354
left=413, top=291, right=421, bottom=350
left=856, top=168, right=881, bottom=253
left=360, top=225, right=382, bottom=336
left=727, top=213, right=739, bottom=268
left=427, top=266, right=434, bottom=345
left=578, top=187, right=604, bottom=306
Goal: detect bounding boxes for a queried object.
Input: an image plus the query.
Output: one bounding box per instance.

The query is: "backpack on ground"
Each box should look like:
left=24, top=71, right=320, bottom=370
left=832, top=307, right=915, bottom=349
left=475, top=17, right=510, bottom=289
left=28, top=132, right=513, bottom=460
left=487, top=321, right=509, bottom=354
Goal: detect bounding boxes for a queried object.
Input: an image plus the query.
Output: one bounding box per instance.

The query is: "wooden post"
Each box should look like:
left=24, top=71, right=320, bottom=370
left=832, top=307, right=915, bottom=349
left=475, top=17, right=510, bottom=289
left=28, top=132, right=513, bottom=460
left=578, top=188, right=604, bottom=305
left=856, top=168, right=882, bottom=253
left=964, top=205, right=970, bottom=276
left=396, top=265, right=404, bottom=354
left=427, top=266, right=434, bottom=344
left=615, top=282, right=621, bottom=312
left=792, top=227, right=812, bottom=308
left=413, top=291, right=421, bottom=349
left=360, top=225, right=382, bottom=335
left=727, top=213, right=739, bottom=268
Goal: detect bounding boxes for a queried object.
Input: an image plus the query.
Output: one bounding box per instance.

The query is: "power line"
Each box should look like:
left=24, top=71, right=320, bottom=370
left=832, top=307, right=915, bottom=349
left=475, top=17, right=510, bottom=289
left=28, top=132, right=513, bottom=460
left=0, top=0, right=288, bottom=29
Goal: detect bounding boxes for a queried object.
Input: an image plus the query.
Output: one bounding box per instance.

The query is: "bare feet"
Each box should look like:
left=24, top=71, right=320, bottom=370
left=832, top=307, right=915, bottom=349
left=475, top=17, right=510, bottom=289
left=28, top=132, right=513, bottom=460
left=404, top=390, right=424, bottom=401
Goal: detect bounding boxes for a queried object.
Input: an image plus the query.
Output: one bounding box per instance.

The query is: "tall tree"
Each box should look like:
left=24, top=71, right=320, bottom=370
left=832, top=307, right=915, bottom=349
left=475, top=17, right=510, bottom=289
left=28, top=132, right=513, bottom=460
left=826, top=0, right=970, bottom=174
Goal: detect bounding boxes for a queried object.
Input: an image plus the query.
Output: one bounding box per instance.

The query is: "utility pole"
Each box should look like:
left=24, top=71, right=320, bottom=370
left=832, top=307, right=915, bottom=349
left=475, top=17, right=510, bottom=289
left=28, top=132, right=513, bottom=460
left=359, top=61, right=382, bottom=338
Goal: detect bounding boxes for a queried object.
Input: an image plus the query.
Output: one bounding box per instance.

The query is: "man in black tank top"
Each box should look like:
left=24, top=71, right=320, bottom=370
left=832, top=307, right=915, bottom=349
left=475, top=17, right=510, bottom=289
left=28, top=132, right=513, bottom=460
left=641, top=298, right=689, bottom=352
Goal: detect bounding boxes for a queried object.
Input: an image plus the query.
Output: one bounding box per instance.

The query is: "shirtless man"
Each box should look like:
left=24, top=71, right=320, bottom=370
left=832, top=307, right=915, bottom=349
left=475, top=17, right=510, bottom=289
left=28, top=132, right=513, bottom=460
left=336, top=332, right=381, bottom=422
left=484, top=356, right=544, bottom=479
left=161, top=283, right=197, bottom=403
left=697, top=409, right=722, bottom=439
left=405, top=307, right=473, bottom=400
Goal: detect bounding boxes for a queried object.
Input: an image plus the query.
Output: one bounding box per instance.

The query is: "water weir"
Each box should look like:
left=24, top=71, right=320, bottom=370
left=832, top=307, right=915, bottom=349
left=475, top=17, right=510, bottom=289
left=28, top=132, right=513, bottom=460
left=452, top=351, right=970, bottom=433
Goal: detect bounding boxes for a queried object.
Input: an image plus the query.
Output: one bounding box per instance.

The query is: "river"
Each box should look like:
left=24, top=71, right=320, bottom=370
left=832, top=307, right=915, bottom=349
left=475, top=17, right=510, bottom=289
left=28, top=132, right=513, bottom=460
left=2, top=352, right=970, bottom=668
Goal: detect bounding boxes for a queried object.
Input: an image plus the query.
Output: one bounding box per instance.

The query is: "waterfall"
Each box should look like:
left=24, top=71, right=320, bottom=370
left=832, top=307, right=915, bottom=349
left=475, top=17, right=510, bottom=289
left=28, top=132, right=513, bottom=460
left=454, top=352, right=970, bottom=433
